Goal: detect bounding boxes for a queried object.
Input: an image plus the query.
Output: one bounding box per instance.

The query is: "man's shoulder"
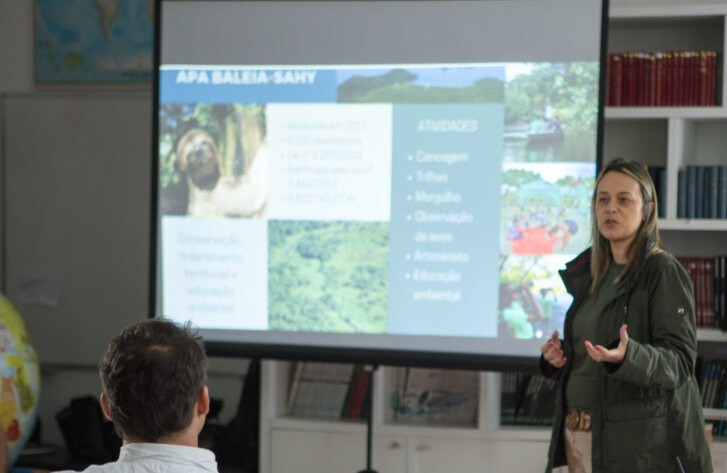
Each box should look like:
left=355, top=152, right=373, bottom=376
left=51, top=444, right=218, bottom=473
left=52, top=464, right=121, bottom=473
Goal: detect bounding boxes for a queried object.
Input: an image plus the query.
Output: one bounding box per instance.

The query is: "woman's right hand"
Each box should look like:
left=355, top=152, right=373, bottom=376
left=541, top=330, right=566, bottom=368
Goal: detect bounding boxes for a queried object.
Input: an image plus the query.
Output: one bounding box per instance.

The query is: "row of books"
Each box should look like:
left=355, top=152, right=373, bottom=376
left=701, top=359, right=727, bottom=410
left=501, top=357, right=726, bottom=429
left=286, top=363, right=479, bottom=426
left=605, top=50, right=719, bottom=107
left=287, top=362, right=371, bottom=420
left=698, top=359, right=727, bottom=439
left=677, top=165, right=727, bottom=220
left=287, top=363, right=726, bottom=430
left=500, top=371, right=557, bottom=426
left=676, top=255, right=727, bottom=330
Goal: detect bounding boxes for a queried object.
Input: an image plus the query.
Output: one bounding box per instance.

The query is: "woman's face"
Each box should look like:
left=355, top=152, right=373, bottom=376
left=595, top=171, right=647, bottom=248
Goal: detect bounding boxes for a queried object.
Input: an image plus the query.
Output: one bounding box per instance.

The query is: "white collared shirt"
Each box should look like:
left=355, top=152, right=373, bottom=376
left=53, top=443, right=218, bottom=473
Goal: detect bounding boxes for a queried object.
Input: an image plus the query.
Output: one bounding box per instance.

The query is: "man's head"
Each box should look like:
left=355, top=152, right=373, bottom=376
left=99, top=319, right=208, bottom=443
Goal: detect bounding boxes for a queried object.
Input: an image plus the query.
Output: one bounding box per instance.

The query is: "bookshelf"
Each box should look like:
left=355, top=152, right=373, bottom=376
left=259, top=4, right=727, bottom=473
left=605, top=4, right=727, bottom=472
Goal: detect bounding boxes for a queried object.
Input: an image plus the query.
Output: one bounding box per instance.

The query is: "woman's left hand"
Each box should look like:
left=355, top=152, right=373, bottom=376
left=584, top=324, right=629, bottom=364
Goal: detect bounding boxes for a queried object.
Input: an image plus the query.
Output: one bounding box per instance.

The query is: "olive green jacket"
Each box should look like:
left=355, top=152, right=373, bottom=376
left=542, top=246, right=712, bottom=473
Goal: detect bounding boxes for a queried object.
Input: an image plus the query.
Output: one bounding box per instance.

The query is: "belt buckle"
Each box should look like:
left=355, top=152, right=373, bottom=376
left=565, top=410, right=580, bottom=431
left=565, top=410, right=592, bottom=432
left=579, top=411, right=592, bottom=432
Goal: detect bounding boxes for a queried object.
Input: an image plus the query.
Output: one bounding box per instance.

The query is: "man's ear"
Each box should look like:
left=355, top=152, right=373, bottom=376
left=100, top=393, right=113, bottom=422
left=197, top=385, right=210, bottom=416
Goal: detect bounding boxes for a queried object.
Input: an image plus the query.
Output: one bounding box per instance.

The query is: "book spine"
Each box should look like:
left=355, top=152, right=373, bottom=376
left=677, top=168, right=687, bottom=218
left=701, top=360, right=715, bottom=406
left=639, top=53, right=652, bottom=106
left=683, top=51, right=692, bottom=106
left=708, top=165, right=719, bottom=219
left=654, top=52, right=664, bottom=107
left=689, top=51, right=699, bottom=106
left=686, top=165, right=697, bottom=219
left=626, top=53, right=638, bottom=106
left=499, top=371, right=518, bottom=425
left=720, top=256, right=726, bottom=331
left=342, top=365, right=364, bottom=419
left=609, top=53, right=623, bottom=106
left=708, top=51, right=717, bottom=106
left=674, top=51, right=683, bottom=106
left=699, top=51, right=709, bottom=106
left=657, top=166, right=667, bottom=219
left=696, top=165, right=705, bottom=219
left=718, top=165, right=727, bottom=219
left=705, top=258, right=715, bottom=328
left=664, top=52, right=674, bottom=106
left=697, top=257, right=705, bottom=327
left=712, top=256, right=722, bottom=328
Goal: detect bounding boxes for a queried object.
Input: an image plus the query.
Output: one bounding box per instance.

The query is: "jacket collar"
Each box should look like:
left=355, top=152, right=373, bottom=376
left=559, top=248, right=591, bottom=297
left=559, top=235, right=654, bottom=297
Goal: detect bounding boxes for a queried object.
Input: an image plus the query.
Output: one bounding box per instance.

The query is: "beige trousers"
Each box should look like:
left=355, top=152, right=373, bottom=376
left=563, top=427, right=592, bottom=473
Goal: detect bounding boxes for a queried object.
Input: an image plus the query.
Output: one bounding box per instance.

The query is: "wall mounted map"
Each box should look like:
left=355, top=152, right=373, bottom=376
left=34, top=0, right=153, bottom=85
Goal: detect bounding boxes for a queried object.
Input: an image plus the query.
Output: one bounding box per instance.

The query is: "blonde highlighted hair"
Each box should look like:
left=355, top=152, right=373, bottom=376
left=589, top=158, right=664, bottom=293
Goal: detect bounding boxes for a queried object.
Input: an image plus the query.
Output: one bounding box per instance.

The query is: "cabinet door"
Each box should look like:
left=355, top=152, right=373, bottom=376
left=270, top=429, right=407, bottom=473
left=410, top=437, right=549, bottom=473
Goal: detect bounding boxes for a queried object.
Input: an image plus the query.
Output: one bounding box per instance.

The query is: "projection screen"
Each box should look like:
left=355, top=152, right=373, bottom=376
left=153, top=0, right=608, bottom=369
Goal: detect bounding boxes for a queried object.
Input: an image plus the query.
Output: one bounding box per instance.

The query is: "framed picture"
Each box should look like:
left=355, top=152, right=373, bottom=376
left=34, top=0, right=153, bottom=85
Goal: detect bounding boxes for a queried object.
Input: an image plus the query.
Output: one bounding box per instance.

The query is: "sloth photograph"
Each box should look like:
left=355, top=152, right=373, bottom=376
left=159, top=103, right=268, bottom=218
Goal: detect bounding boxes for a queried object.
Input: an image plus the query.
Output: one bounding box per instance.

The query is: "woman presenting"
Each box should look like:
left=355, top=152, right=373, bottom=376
left=540, top=158, right=712, bottom=472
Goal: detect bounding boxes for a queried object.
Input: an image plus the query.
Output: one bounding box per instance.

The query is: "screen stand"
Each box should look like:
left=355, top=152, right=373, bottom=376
left=357, top=364, right=379, bottom=473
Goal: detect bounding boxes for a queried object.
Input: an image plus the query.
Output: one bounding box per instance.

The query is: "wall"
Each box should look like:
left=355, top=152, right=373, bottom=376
left=0, top=1, right=246, bottom=449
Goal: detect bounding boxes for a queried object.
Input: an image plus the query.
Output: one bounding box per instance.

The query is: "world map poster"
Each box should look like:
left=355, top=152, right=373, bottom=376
left=34, top=0, right=154, bottom=84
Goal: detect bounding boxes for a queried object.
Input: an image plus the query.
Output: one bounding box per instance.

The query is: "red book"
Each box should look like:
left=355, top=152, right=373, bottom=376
left=701, top=257, right=711, bottom=328
left=675, top=51, right=685, bottom=106
left=625, top=53, right=638, bottom=106
left=665, top=52, right=676, bottom=106
left=646, top=53, right=656, bottom=106
left=683, top=51, right=692, bottom=106
left=697, top=256, right=706, bottom=327
left=705, top=258, right=715, bottom=328
left=605, top=55, right=611, bottom=106
left=678, top=256, right=700, bottom=325
left=707, top=51, right=717, bottom=106
left=686, top=51, right=694, bottom=106
left=653, top=52, right=664, bottom=106
left=621, top=53, right=630, bottom=106
left=637, top=53, right=647, bottom=106
left=689, top=51, right=699, bottom=106
left=698, top=51, right=709, bottom=106
left=609, top=53, right=623, bottom=106
left=342, top=365, right=367, bottom=419
left=662, top=52, right=671, bottom=106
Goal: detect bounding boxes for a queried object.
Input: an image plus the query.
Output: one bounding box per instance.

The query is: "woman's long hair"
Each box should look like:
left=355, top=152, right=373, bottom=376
left=589, top=158, right=664, bottom=293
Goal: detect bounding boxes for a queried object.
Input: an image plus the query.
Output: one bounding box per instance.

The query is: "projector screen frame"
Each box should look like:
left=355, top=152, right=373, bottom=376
left=150, top=0, right=610, bottom=372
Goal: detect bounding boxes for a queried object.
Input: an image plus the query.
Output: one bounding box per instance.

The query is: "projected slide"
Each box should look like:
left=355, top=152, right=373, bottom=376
left=158, top=62, right=598, bottom=344
left=153, top=0, right=606, bottom=363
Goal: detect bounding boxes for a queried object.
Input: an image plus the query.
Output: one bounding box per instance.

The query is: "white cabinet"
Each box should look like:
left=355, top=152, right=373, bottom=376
left=409, top=436, right=549, bottom=473
left=270, top=428, right=407, bottom=473
left=267, top=420, right=551, bottom=473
